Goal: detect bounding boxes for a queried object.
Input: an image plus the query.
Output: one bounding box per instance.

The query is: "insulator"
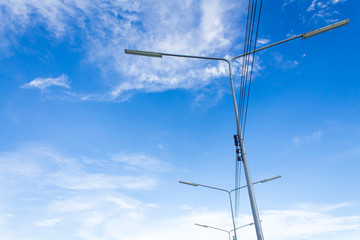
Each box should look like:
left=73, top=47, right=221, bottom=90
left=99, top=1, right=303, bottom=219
left=237, top=156, right=241, bottom=161
left=236, top=149, right=240, bottom=153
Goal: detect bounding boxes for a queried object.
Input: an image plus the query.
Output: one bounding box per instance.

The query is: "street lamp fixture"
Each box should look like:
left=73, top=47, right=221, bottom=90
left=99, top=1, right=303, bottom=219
left=179, top=181, right=199, bottom=187
left=124, top=19, right=348, bottom=240
left=302, top=19, right=349, bottom=39
left=124, top=49, right=163, bottom=58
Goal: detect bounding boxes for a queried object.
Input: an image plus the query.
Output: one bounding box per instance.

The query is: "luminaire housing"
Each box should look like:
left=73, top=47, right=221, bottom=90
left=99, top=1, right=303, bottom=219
left=302, top=19, right=349, bottom=39
left=260, top=175, right=281, bottom=183
left=124, top=49, right=162, bottom=58
left=179, top=180, right=199, bottom=186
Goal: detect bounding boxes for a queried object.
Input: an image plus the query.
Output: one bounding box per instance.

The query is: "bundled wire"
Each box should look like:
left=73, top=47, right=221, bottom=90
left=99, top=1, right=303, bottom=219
left=234, top=0, right=263, bottom=227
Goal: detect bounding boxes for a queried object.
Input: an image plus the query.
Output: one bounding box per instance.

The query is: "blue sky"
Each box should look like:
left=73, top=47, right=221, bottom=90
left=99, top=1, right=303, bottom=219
left=0, top=0, right=359, bottom=239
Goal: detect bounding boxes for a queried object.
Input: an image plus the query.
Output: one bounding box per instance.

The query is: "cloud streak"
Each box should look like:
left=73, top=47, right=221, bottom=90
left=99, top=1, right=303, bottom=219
left=112, top=153, right=170, bottom=172
left=21, top=74, right=70, bottom=90
left=0, top=143, right=161, bottom=191
left=283, top=0, right=348, bottom=24
left=0, top=144, right=359, bottom=239
left=293, top=130, right=323, bottom=145
left=1, top=0, right=247, bottom=101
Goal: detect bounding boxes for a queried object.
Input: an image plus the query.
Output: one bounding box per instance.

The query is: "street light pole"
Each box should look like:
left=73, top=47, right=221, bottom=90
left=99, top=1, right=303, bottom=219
left=179, top=175, right=280, bottom=240
left=180, top=180, right=239, bottom=240
left=124, top=19, right=349, bottom=240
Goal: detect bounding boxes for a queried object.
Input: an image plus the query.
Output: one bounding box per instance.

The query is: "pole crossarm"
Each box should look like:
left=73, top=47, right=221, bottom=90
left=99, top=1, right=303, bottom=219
left=195, top=222, right=258, bottom=233
left=124, top=49, right=228, bottom=62
left=125, top=19, right=349, bottom=65
left=195, top=223, right=229, bottom=233
left=179, top=175, right=281, bottom=194
left=229, top=175, right=281, bottom=193
left=231, top=35, right=302, bottom=62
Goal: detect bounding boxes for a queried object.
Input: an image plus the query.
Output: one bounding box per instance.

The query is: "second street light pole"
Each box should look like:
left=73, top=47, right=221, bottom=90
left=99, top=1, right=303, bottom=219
left=124, top=19, right=349, bottom=240
left=179, top=175, right=281, bottom=240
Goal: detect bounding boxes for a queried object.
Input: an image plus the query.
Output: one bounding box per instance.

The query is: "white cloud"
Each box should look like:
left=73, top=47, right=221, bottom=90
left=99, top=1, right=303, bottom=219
left=293, top=130, right=323, bottom=145
left=302, top=0, right=347, bottom=24
left=330, top=146, right=360, bottom=162
left=173, top=204, right=193, bottom=210
left=48, top=195, right=142, bottom=214
left=1, top=0, right=248, bottom=101
left=282, top=0, right=295, bottom=7
left=282, top=0, right=346, bottom=25
left=112, top=153, right=170, bottom=172
left=296, top=202, right=355, bottom=212
left=51, top=172, right=158, bottom=190
left=272, top=53, right=300, bottom=70
left=1, top=147, right=359, bottom=240
left=262, top=208, right=360, bottom=239
left=34, top=218, right=61, bottom=227
left=307, top=0, right=318, bottom=12
left=21, top=74, right=70, bottom=90
left=192, top=87, right=225, bottom=110
left=286, top=30, right=296, bottom=38
left=68, top=204, right=359, bottom=240
left=0, top=144, right=167, bottom=239
left=0, top=143, right=160, bottom=190
left=257, top=38, right=271, bottom=45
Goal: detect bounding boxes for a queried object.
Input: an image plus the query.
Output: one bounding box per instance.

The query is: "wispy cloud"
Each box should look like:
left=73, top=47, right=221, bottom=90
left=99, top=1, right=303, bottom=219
left=0, top=143, right=161, bottom=190
left=296, top=202, right=356, bottom=212
left=282, top=0, right=347, bottom=24
left=191, top=87, right=225, bottom=110
left=69, top=204, right=359, bottom=240
left=272, top=53, right=300, bottom=70
left=21, top=74, right=70, bottom=90
left=0, top=143, right=166, bottom=239
left=306, top=0, right=347, bottom=12
left=257, top=38, right=271, bottom=45
left=1, top=150, right=359, bottom=240
left=112, top=153, right=170, bottom=172
left=282, top=0, right=295, bottom=8
left=293, top=130, right=323, bottom=145
left=34, top=218, right=61, bottom=227
left=262, top=207, right=360, bottom=239
left=330, top=146, right=360, bottom=162
left=51, top=172, right=158, bottom=190
left=1, top=0, right=248, bottom=101
left=304, top=0, right=347, bottom=24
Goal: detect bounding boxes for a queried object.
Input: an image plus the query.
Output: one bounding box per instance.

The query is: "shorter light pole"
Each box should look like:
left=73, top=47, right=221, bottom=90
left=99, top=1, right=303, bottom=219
left=179, top=175, right=280, bottom=240
left=195, top=222, right=256, bottom=240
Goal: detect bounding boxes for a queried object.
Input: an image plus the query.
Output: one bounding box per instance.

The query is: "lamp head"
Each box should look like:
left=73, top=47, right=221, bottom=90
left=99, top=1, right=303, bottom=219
left=302, top=19, right=349, bottom=39
left=179, top=180, right=199, bottom=187
left=124, top=49, right=163, bottom=58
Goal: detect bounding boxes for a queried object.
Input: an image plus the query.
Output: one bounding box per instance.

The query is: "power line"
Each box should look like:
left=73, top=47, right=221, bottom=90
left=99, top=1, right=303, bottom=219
left=234, top=0, right=263, bottom=229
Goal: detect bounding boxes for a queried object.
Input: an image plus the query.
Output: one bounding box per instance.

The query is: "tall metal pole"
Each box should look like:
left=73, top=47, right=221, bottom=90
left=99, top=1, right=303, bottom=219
left=227, top=191, right=238, bottom=240
left=227, top=62, right=264, bottom=240
left=124, top=19, right=349, bottom=240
